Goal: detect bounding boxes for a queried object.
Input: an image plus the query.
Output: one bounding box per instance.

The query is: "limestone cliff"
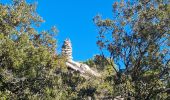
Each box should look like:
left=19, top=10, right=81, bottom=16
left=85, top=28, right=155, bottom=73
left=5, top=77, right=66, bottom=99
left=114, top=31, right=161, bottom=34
left=62, top=39, right=100, bottom=77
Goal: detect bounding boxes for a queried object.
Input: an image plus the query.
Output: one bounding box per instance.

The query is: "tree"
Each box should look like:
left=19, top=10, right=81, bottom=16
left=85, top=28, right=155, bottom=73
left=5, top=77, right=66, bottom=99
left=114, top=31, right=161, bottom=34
left=84, top=55, right=117, bottom=99
left=0, top=0, right=68, bottom=99
left=94, top=0, right=170, bottom=99
left=0, top=1, right=107, bottom=99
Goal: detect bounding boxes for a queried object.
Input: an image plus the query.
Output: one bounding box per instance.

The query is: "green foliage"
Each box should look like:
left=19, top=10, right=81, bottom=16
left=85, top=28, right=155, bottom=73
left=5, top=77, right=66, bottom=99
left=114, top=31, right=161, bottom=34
left=1, top=0, right=169, bottom=99
left=84, top=56, right=117, bottom=99
left=0, top=0, right=113, bottom=99
left=0, top=0, right=66, bottom=99
left=94, top=0, right=170, bottom=99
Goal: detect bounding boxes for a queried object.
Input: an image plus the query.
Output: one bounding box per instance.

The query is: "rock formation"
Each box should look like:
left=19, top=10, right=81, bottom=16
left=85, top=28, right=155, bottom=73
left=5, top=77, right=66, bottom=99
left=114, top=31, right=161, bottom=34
left=62, top=39, right=100, bottom=77
left=62, top=39, right=73, bottom=60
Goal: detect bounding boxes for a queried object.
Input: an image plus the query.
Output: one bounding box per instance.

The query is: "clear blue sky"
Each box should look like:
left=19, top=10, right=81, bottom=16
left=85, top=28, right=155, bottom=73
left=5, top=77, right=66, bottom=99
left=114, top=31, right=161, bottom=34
left=2, top=0, right=115, bottom=61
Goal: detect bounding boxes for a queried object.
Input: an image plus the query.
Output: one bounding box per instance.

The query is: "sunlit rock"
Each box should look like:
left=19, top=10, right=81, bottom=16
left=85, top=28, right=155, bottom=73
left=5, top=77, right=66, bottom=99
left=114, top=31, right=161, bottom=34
left=62, top=38, right=100, bottom=77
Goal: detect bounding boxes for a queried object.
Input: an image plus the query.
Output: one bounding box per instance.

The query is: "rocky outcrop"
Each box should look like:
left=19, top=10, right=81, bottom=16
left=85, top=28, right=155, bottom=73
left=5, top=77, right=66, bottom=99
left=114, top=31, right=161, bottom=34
left=62, top=39, right=73, bottom=60
left=62, top=39, right=100, bottom=77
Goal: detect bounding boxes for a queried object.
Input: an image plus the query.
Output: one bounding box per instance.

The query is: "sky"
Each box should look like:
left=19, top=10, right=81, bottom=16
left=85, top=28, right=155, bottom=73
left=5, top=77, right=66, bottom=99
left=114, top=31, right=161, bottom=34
left=2, top=0, right=115, bottom=61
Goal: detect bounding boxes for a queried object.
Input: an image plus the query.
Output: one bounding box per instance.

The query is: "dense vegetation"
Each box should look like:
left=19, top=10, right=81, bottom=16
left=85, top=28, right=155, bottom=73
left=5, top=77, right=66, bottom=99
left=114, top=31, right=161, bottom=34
left=94, top=0, right=170, bottom=99
left=0, top=0, right=169, bottom=100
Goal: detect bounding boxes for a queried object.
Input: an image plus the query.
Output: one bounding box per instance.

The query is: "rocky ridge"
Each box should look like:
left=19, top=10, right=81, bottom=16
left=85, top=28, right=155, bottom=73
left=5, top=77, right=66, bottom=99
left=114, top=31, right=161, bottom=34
left=62, top=39, right=100, bottom=77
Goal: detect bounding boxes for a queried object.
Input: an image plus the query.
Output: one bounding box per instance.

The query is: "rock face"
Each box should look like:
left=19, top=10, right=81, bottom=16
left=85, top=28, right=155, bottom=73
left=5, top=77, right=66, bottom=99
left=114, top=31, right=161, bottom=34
left=62, top=38, right=100, bottom=77
left=62, top=39, right=73, bottom=60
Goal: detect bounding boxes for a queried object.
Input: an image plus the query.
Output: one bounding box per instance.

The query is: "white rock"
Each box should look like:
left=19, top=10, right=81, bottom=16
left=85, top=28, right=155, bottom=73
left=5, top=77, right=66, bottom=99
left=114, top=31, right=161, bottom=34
left=62, top=38, right=101, bottom=77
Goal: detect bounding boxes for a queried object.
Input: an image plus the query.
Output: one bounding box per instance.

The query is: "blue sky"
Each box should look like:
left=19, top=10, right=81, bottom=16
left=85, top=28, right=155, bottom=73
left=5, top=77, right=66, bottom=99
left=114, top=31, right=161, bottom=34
left=2, top=0, right=115, bottom=61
